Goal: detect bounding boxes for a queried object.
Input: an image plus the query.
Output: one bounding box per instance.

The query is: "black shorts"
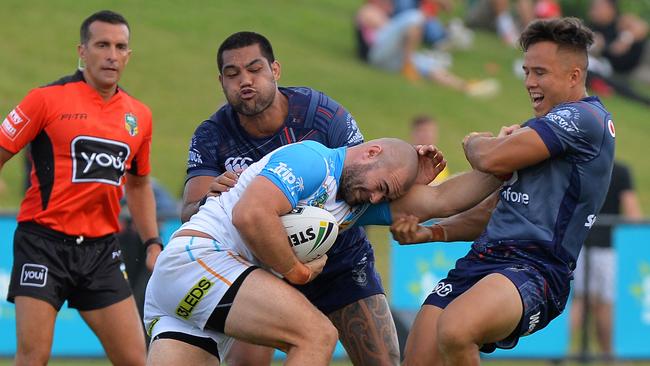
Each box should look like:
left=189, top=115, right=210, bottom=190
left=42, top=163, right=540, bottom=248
left=7, top=222, right=132, bottom=311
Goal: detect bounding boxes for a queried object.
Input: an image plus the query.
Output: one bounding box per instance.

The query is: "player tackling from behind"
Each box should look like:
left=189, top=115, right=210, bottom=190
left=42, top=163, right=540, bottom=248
left=145, top=138, right=503, bottom=365
left=391, top=17, right=615, bottom=366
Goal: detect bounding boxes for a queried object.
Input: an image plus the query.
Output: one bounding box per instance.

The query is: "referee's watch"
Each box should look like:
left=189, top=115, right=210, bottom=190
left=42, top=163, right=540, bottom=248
left=143, top=237, right=164, bottom=250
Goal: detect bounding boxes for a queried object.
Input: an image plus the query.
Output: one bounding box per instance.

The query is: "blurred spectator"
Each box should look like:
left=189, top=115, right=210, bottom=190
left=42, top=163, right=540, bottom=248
left=393, top=0, right=475, bottom=50
left=570, top=160, right=643, bottom=358
left=465, top=0, right=536, bottom=46
left=355, top=0, right=499, bottom=97
left=587, top=0, right=650, bottom=83
left=410, top=114, right=449, bottom=182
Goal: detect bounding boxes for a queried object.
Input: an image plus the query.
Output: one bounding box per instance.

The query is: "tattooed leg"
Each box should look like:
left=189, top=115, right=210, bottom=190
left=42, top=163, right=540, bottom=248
left=328, top=294, right=400, bottom=366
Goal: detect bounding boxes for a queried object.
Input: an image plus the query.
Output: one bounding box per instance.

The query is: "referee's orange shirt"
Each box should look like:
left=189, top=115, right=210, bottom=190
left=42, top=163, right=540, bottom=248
left=0, top=71, right=153, bottom=237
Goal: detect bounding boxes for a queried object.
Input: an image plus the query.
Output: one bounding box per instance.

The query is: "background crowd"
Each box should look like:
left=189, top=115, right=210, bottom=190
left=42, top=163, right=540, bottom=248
left=0, top=0, right=649, bottom=364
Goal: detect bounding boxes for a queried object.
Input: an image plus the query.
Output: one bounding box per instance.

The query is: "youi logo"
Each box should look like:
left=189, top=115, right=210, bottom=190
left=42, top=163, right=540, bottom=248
left=20, top=264, right=48, bottom=287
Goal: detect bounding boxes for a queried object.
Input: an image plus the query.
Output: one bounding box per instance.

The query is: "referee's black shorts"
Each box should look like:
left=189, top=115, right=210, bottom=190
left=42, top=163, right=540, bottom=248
left=7, top=222, right=132, bottom=311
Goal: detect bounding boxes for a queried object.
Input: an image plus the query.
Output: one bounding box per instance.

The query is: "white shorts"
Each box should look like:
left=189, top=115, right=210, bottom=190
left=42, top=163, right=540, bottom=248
left=572, top=247, right=616, bottom=303
left=144, top=236, right=255, bottom=358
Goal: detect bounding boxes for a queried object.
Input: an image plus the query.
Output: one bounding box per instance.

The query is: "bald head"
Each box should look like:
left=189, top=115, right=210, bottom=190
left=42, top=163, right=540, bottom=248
left=372, top=137, right=419, bottom=184
left=339, top=138, right=419, bottom=206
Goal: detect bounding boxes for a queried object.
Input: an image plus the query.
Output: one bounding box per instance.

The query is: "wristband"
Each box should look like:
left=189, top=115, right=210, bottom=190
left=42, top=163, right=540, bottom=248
left=143, top=237, right=163, bottom=250
left=429, top=224, right=448, bottom=242
left=282, top=262, right=311, bottom=285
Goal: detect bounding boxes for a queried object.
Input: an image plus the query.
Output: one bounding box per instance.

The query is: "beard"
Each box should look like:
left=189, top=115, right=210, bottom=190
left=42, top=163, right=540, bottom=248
left=226, top=80, right=277, bottom=117
left=338, top=163, right=373, bottom=206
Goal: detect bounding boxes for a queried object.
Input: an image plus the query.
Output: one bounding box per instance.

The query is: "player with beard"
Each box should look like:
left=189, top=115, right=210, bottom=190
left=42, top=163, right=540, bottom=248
left=181, top=31, right=396, bottom=365
left=147, top=137, right=501, bottom=365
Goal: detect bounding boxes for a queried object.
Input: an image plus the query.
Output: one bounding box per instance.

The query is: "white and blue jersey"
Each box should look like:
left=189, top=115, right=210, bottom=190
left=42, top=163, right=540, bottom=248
left=181, top=141, right=390, bottom=268
left=184, top=87, right=384, bottom=313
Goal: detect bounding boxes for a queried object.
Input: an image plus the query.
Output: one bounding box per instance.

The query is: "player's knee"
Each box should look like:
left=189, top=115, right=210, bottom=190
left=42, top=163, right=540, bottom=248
left=108, top=344, right=146, bottom=366
left=436, top=316, right=471, bottom=354
left=301, top=317, right=338, bottom=351
left=15, top=345, right=51, bottom=366
left=315, top=319, right=339, bottom=350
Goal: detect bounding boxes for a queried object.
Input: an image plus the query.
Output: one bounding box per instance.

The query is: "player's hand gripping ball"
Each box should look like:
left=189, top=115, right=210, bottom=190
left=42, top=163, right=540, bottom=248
left=281, top=206, right=339, bottom=263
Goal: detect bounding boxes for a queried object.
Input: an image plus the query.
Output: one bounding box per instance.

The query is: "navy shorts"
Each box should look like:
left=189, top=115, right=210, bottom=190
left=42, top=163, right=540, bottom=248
left=293, top=227, right=384, bottom=314
left=7, top=222, right=132, bottom=311
left=423, top=242, right=571, bottom=352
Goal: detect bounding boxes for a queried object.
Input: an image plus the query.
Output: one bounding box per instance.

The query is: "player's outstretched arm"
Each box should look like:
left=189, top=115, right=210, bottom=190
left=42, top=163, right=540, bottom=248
left=389, top=169, right=502, bottom=222
left=391, top=192, right=498, bottom=244
left=232, top=176, right=319, bottom=285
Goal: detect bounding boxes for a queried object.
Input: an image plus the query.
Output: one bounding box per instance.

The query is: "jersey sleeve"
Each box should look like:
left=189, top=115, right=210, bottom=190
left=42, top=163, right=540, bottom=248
left=128, top=105, right=153, bottom=176
left=185, top=120, right=223, bottom=181
left=326, top=106, right=365, bottom=147
left=258, top=144, right=328, bottom=208
left=0, top=88, right=48, bottom=154
left=527, top=105, right=604, bottom=161
left=354, top=202, right=393, bottom=226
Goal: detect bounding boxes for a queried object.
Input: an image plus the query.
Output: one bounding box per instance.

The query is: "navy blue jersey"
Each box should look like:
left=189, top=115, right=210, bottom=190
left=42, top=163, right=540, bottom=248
left=186, top=86, right=368, bottom=258
left=478, top=96, right=615, bottom=268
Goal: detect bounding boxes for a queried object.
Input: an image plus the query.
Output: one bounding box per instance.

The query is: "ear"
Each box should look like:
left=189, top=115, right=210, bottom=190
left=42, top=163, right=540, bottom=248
left=569, top=66, right=582, bottom=87
left=272, top=60, right=281, bottom=81
left=366, top=145, right=382, bottom=159
left=77, top=44, right=85, bottom=60
left=124, top=48, right=132, bottom=66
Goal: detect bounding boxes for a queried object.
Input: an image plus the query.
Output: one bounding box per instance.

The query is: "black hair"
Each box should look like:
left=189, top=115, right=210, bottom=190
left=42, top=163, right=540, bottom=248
left=217, top=31, right=275, bottom=73
left=80, top=10, right=130, bottom=45
left=519, top=17, right=594, bottom=60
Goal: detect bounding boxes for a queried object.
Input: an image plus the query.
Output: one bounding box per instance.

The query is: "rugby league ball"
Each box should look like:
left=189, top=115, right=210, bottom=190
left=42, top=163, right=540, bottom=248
left=281, top=206, right=339, bottom=263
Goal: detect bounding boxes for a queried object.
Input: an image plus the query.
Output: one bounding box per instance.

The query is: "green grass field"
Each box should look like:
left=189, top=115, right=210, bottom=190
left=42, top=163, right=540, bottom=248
left=1, top=1, right=649, bottom=364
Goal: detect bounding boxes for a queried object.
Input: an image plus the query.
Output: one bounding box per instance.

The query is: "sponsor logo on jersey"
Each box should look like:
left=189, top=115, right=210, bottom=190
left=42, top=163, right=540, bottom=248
left=307, top=187, right=329, bottom=209
left=225, top=156, right=253, bottom=174
left=431, top=281, right=453, bottom=297
left=60, top=113, right=88, bottom=120
left=187, top=148, right=203, bottom=168
left=607, top=119, right=615, bottom=138
left=345, top=114, right=364, bottom=145
left=1, top=107, right=31, bottom=140
left=71, top=136, right=131, bottom=186
left=584, top=214, right=597, bottom=228
left=20, top=264, right=47, bottom=287
left=501, top=186, right=530, bottom=205
left=176, top=277, right=213, bottom=319
left=270, top=162, right=304, bottom=195
left=124, top=113, right=138, bottom=136
left=546, top=107, right=579, bottom=132
left=524, top=311, right=541, bottom=335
